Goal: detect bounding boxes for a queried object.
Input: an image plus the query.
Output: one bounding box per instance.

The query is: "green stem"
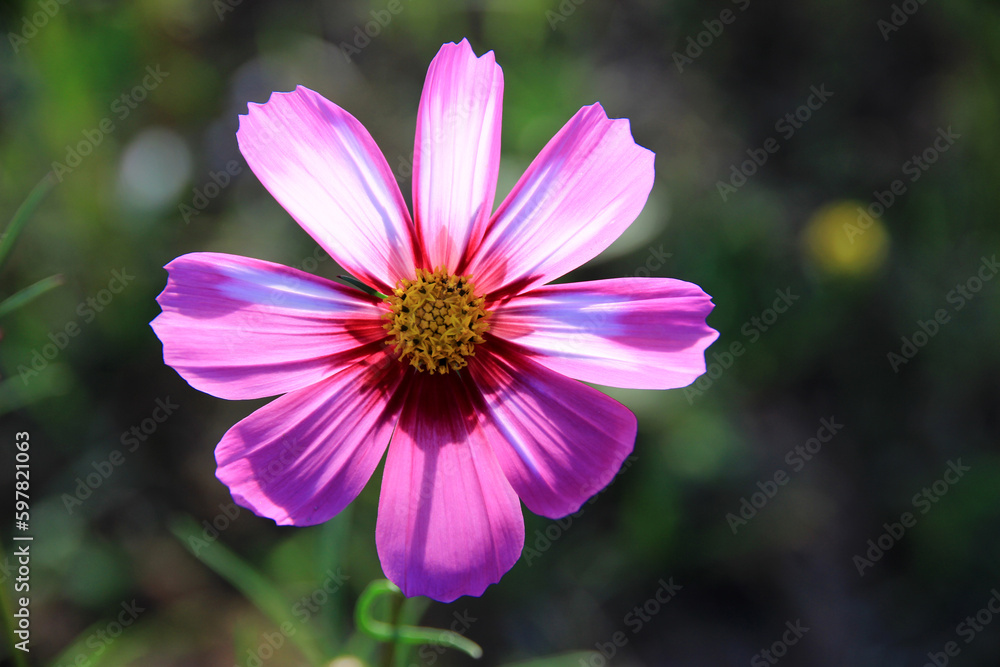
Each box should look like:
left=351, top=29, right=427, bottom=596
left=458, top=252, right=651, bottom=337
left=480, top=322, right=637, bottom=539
left=354, top=580, right=482, bottom=660
left=0, top=173, right=56, bottom=271
left=0, top=274, right=64, bottom=317
left=380, top=590, right=405, bottom=667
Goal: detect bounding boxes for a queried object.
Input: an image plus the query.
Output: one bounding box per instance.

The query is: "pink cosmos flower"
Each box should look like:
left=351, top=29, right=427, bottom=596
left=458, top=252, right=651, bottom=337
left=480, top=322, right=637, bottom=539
left=152, top=39, right=717, bottom=602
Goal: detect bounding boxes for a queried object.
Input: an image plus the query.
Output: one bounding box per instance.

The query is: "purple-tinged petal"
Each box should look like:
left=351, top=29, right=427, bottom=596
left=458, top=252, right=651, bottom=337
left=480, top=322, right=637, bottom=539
left=237, top=86, right=417, bottom=294
left=489, top=277, right=718, bottom=390
left=465, top=103, right=655, bottom=297
left=376, top=372, right=523, bottom=602
left=468, top=343, right=636, bottom=519
left=413, top=39, right=503, bottom=273
left=216, top=349, right=409, bottom=526
left=151, top=252, right=389, bottom=400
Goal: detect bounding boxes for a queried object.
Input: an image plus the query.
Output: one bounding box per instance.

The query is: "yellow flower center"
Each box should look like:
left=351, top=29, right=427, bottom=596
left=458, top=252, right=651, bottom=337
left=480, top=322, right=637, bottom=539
left=383, top=267, right=490, bottom=374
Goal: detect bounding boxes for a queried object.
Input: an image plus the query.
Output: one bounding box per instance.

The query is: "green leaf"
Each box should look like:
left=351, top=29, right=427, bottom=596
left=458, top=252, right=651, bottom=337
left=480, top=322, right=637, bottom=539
left=337, top=275, right=388, bottom=300
left=0, top=274, right=64, bottom=317
left=0, top=363, right=71, bottom=416
left=0, top=174, right=56, bottom=272
left=315, top=508, right=353, bottom=655
left=169, top=515, right=328, bottom=666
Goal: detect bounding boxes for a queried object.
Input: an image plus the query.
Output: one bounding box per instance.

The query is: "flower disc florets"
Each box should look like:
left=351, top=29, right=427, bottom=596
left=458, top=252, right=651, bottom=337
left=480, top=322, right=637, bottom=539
left=383, top=267, right=490, bottom=374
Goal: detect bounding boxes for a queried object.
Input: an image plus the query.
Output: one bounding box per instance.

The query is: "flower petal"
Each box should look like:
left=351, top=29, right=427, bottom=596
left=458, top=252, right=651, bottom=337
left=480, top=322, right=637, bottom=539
left=413, top=39, right=503, bottom=272
left=468, top=343, right=636, bottom=519
left=237, top=86, right=417, bottom=293
left=465, top=103, right=655, bottom=297
left=215, top=349, right=408, bottom=526
left=488, top=277, right=718, bottom=390
left=151, top=252, right=389, bottom=400
left=376, top=372, right=523, bottom=602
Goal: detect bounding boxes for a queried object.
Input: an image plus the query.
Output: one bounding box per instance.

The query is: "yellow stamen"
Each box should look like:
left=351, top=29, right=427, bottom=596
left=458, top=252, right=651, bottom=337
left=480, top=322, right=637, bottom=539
left=382, top=267, right=490, bottom=374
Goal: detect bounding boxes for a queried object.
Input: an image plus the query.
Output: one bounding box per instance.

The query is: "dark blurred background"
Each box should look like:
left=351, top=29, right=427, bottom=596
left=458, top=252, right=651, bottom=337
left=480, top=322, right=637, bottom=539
left=1, top=0, right=999, bottom=665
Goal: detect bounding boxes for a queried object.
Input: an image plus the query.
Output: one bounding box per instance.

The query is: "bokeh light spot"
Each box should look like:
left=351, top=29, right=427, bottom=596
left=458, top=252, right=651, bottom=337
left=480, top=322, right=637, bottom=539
left=117, top=126, right=193, bottom=212
left=801, top=200, right=890, bottom=276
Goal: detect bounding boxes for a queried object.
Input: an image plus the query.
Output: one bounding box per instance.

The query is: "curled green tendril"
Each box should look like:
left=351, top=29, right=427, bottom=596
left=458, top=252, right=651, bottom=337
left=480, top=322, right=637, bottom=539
left=354, top=579, right=483, bottom=660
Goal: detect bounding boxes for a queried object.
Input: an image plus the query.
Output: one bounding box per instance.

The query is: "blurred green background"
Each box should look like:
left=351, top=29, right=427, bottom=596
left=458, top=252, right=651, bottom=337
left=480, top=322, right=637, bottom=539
left=2, top=0, right=999, bottom=665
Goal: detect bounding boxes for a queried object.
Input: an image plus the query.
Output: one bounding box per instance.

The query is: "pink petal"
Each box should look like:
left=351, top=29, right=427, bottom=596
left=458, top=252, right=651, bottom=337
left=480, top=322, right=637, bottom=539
left=151, top=252, right=389, bottom=400
left=465, top=104, right=655, bottom=297
left=468, top=344, right=636, bottom=518
left=489, top=277, right=718, bottom=390
left=237, top=86, right=417, bottom=294
left=216, top=349, right=408, bottom=526
left=413, top=39, right=503, bottom=272
left=376, top=372, right=523, bottom=602
left=467, top=104, right=654, bottom=295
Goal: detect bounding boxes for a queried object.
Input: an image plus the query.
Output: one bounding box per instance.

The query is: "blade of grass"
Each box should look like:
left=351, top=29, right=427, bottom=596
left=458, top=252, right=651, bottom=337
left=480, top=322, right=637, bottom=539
left=0, top=274, right=63, bottom=317
left=0, top=174, right=56, bottom=271
left=0, top=363, right=70, bottom=416
left=46, top=618, right=143, bottom=667
left=316, top=506, right=351, bottom=656
left=170, top=515, right=327, bottom=666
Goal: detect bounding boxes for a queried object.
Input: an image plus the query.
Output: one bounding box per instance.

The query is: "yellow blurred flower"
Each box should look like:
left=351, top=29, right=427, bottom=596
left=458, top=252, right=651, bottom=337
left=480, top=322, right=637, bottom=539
left=801, top=200, right=890, bottom=276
